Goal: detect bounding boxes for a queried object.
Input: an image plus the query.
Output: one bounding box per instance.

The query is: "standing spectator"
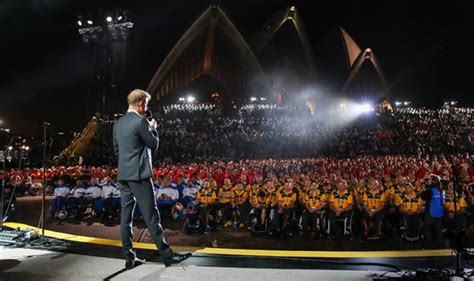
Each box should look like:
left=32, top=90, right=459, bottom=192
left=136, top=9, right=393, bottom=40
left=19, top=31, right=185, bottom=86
left=421, top=175, right=445, bottom=248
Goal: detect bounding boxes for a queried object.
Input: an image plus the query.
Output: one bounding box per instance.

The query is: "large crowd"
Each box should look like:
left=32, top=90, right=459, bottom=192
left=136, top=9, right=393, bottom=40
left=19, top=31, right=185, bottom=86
left=1, top=153, right=473, bottom=246
left=1, top=104, right=473, bottom=247
left=152, top=104, right=473, bottom=163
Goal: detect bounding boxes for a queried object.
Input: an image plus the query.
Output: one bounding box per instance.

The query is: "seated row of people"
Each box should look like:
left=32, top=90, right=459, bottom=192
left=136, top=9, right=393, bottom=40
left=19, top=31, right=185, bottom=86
left=190, top=175, right=472, bottom=243
left=51, top=177, right=120, bottom=219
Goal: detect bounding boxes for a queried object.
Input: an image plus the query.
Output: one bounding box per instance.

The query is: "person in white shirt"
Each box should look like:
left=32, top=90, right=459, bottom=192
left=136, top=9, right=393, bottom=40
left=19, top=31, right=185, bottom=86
left=67, top=179, right=88, bottom=211
left=70, top=179, right=87, bottom=199
left=54, top=179, right=70, bottom=198
left=52, top=179, right=70, bottom=215
left=156, top=184, right=180, bottom=217
left=181, top=180, right=198, bottom=207
left=101, top=176, right=120, bottom=198
left=85, top=177, right=103, bottom=216
left=101, top=176, right=121, bottom=213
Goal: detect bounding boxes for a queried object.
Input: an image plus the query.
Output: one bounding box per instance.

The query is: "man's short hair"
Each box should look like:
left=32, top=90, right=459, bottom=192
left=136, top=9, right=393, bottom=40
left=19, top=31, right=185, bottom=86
left=127, top=89, right=151, bottom=105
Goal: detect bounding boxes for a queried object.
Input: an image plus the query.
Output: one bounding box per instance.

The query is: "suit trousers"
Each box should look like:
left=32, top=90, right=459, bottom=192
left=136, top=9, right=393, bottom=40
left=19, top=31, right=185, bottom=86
left=118, top=179, right=172, bottom=260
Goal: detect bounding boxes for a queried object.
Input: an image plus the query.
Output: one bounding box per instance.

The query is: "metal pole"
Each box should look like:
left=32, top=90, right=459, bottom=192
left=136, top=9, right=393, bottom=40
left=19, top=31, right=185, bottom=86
left=41, top=123, right=47, bottom=237
left=0, top=151, right=5, bottom=231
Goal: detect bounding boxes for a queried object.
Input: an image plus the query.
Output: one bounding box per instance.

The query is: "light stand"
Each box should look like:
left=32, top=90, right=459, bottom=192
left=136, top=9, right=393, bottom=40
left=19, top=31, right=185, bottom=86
left=27, top=122, right=69, bottom=250
left=40, top=121, right=50, bottom=237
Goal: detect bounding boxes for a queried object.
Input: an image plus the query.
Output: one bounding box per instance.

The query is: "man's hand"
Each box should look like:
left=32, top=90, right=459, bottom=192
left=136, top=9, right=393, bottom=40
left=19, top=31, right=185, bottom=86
left=148, top=118, right=158, bottom=129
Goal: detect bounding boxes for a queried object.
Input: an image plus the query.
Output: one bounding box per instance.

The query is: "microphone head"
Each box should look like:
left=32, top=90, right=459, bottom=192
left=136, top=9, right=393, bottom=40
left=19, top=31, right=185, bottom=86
left=145, top=109, right=153, bottom=121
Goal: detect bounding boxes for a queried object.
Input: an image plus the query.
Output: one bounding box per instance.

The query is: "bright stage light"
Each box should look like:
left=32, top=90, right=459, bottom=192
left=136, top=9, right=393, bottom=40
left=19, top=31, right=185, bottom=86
left=361, top=103, right=373, bottom=112
left=77, top=20, right=83, bottom=26
left=187, top=96, right=195, bottom=103
left=87, top=20, right=93, bottom=25
left=106, top=16, right=113, bottom=23
left=178, top=97, right=185, bottom=102
left=355, top=103, right=373, bottom=113
left=250, top=97, right=257, bottom=102
left=395, top=101, right=401, bottom=106
left=117, top=16, right=123, bottom=21
left=403, top=101, right=409, bottom=106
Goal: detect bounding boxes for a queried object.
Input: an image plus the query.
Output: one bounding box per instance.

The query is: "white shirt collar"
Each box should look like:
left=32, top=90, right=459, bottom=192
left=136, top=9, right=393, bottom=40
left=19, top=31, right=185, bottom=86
left=127, top=109, right=143, bottom=116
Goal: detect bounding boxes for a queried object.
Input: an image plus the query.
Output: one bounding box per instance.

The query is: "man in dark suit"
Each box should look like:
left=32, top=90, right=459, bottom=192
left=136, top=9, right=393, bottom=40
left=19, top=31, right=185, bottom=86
left=113, top=89, right=191, bottom=268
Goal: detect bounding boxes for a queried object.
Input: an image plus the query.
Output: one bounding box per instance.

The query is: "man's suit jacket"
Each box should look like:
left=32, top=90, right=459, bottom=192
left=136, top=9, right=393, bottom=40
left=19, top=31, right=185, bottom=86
left=113, top=112, right=159, bottom=181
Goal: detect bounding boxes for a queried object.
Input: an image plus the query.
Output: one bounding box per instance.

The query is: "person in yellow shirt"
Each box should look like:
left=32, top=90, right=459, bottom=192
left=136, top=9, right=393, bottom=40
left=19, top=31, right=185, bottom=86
left=395, top=183, right=424, bottom=241
left=362, top=179, right=386, bottom=239
left=295, top=179, right=311, bottom=225
left=231, top=183, right=249, bottom=228
left=196, top=180, right=217, bottom=234
left=386, top=176, right=405, bottom=234
left=273, top=182, right=297, bottom=237
left=265, top=180, right=278, bottom=208
left=249, top=189, right=270, bottom=231
left=464, top=182, right=474, bottom=214
left=249, top=181, right=261, bottom=198
left=218, top=178, right=234, bottom=227
left=328, top=180, right=353, bottom=237
left=301, top=182, right=327, bottom=236
left=353, top=179, right=366, bottom=211
left=264, top=180, right=278, bottom=232
left=321, top=180, right=333, bottom=198
left=443, top=181, right=468, bottom=239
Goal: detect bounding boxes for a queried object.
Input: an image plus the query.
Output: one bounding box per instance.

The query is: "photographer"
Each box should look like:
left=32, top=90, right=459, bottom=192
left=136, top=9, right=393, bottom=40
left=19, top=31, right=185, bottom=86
left=421, top=175, right=445, bottom=248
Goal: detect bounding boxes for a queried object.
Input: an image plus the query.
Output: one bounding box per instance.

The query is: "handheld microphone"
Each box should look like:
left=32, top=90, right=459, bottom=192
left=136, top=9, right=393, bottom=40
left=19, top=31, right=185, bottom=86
left=146, top=109, right=154, bottom=122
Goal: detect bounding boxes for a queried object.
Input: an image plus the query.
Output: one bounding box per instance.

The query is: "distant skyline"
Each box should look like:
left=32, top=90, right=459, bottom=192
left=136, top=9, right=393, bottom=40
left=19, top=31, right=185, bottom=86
left=1, top=0, right=472, bottom=136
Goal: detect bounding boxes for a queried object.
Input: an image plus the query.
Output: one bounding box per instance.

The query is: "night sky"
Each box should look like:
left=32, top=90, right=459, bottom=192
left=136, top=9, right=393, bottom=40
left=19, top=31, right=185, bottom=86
left=1, top=0, right=472, bottom=137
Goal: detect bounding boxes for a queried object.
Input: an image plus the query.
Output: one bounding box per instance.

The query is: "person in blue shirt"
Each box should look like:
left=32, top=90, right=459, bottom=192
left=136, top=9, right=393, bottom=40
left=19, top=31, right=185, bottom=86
left=421, top=175, right=445, bottom=248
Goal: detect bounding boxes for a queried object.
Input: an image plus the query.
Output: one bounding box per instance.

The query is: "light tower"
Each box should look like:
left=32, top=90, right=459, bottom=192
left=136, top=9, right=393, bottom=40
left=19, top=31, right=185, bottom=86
left=77, top=10, right=134, bottom=119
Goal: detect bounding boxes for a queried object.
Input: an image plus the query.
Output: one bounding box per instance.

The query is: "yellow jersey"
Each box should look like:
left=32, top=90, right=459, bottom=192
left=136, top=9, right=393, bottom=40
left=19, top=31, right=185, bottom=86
left=196, top=188, right=217, bottom=204
left=329, top=190, right=353, bottom=209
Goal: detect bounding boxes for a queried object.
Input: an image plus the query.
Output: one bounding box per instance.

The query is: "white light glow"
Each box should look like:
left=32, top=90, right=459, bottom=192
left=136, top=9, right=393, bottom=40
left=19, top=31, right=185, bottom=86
left=87, top=20, right=93, bottom=25
left=106, top=16, right=113, bottom=23
left=77, top=20, right=83, bottom=26
left=355, top=103, right=373, bottom=113
left=250, top=97, right=257, bottom=102
left=187, top=96, right=195, bottom=103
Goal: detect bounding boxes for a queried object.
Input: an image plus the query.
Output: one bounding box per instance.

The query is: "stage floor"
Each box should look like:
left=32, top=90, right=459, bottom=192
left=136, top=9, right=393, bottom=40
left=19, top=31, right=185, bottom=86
left=1, top=246, right=465, bottom=281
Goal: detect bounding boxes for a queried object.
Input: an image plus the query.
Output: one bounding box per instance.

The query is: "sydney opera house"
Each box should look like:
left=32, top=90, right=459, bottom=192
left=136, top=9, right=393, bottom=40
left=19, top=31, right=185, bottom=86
left=145, top=5, right=388, bottom=105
